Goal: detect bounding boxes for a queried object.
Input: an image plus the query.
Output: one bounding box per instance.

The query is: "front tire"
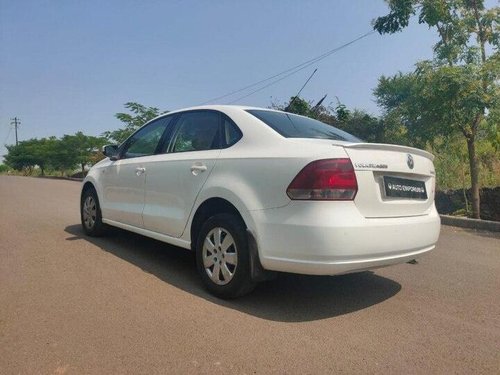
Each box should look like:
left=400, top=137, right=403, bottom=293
left=80, top=187, right=106, bottom=236
left=196, top=213, right=255, bottom=299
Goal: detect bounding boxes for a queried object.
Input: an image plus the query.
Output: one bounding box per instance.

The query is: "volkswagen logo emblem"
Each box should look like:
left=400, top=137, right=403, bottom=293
left=407, top=154, right=414, bottom=169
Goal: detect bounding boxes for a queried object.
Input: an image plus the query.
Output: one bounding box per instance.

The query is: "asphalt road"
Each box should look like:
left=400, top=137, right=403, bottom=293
left=1, top=175, right=499, bottom=374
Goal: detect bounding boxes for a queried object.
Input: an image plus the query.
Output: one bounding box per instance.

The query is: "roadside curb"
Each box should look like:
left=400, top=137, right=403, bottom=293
left=3, top=175, right=84, bottom=182
left=440, top=215, right=500, bottom=232
left=34, top=176, right=84, bottom=182
left=39, top=175, right=84, bottom=182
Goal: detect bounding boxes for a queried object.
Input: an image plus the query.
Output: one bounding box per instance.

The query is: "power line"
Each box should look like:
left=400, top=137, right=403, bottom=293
left=200, top=30, right=375, bottom=105
left=204, top=30, right=374, bottom=104
left=228, top=66, right=315, bottom=104
left=3, top=126, right=12, bottom=145
left=285, top=68, right=318, bottom=111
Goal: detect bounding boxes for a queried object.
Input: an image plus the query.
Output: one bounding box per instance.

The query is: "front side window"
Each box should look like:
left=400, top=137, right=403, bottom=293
left=122, top=117, right=172, bottom=159
left=170, top=111, right=220, bottom=153
left=247, top=109, right=361, bottom=142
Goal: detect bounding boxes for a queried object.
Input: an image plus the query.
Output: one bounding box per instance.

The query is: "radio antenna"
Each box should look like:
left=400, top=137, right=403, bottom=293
left=312, top=94, right=328, bottom=113
left=285, top=68, right=318, bottom=112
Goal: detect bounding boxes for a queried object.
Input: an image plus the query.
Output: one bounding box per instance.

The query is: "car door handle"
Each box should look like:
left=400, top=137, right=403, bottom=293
left=190, top=164, right=207, bottom=175
left=135, top=167, right=146, bottom=176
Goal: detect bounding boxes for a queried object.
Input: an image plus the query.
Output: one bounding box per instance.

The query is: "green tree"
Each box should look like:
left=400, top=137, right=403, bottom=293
left=4, top=138, right=56, bottom=175
left=4, top=141, right=37, bottom=174
left=62, top=132, right=107, bottom=174
left=104, top=102, right=165, bottom=144
left=374, top=0, right=499, bottom=218
left=336, top=109, right=384, bottom=143
left=4, top=133, right=106, bottom=177
left=44, top=136, right=77, bottom=175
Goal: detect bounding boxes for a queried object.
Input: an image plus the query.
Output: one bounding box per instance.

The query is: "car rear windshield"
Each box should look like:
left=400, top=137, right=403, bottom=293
left=247, top=109, right=361, bottom=142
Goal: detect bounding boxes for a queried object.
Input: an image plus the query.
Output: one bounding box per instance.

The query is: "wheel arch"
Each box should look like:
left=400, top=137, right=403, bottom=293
left=81, top=180, right=97, bottom=200
left=188, top=195, right=270, bottom=282
left=189, top=197, right=246, bottom=251
left=80, top=178, right=104, bottom=212
left=81, top=180, right=95, bottom=192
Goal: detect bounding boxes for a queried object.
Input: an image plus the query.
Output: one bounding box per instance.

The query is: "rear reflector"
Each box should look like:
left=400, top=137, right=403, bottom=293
left=287, top=158, right=358, bottom=200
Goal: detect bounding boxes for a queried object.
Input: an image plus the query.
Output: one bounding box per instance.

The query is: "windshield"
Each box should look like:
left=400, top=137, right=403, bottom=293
left=247, top=110, right=361, bottom=142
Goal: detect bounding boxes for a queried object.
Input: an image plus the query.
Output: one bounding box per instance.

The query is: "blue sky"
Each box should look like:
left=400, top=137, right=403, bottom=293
left=0, top=0, right=439, bottom=158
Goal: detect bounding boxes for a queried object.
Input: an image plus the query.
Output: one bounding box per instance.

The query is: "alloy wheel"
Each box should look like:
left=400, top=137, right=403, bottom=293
left=202, top=227, right=238, bottom=285
left=82, top=196, right=97, bottom=230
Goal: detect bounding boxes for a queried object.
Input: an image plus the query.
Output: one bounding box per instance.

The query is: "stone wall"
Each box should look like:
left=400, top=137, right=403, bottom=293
left=435, top=187, right=500, bottom=221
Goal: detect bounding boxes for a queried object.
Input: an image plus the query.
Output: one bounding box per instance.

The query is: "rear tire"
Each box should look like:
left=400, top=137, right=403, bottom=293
left=80, top=187, right=107, bottom=237
left=196, top=213, right=255, bottom=299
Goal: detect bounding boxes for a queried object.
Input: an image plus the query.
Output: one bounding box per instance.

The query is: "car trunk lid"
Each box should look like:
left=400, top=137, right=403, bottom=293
left=342, top=143, right=436, bottom=218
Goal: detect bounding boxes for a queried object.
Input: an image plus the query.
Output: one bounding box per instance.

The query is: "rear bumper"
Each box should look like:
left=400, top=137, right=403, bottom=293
left=250, top=201, right=440, bottom=275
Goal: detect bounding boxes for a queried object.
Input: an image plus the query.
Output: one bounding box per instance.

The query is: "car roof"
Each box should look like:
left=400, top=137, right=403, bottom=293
left=163, top=104, right=283, bottom=115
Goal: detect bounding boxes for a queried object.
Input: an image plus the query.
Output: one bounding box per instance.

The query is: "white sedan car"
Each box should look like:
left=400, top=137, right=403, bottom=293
left=81, top=105, right=440, bottom=298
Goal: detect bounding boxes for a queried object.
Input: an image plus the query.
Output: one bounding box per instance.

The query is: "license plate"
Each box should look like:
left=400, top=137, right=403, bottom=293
left=383, top=176, right=427, bottom=200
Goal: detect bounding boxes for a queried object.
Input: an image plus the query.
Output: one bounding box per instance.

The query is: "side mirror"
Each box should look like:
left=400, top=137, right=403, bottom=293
left=102, top=144, right=119, bottom=160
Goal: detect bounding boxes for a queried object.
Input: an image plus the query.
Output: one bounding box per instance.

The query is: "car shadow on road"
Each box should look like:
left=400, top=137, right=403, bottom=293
left=65, top=224, right=401, bottom=322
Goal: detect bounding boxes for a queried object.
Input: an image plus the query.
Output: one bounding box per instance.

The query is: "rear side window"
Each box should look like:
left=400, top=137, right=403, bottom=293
left=170, top=111, right=220, bottom=153
left=247, top=110, right=361, bottom=142
left=222, top=116, right=242, bottom=147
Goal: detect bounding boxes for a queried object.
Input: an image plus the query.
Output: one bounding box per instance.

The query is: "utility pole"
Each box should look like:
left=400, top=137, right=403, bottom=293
left=10, top=117, right=20, bottom=145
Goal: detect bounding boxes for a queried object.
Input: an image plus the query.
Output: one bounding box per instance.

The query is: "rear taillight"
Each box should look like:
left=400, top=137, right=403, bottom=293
left=287, top=158, right=358, bottom=200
